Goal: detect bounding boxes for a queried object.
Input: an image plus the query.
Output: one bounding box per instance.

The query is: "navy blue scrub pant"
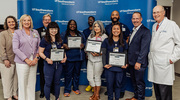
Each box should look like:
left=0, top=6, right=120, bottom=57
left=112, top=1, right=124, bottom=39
left=44, top=61, right=63, bottom=100
left=105, top=69, right=123, bottom=100
left=64, top=61, right=82, bottom=93
left=120, top=69, right=127, bottom=92
left=38, top=58, right=45, bottom=94
left=129, top=65, right=146, bottom=100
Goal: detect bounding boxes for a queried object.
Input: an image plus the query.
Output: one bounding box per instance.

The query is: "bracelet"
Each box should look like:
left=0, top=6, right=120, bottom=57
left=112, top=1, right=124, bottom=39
left=44, top=57, right=47, bottom=60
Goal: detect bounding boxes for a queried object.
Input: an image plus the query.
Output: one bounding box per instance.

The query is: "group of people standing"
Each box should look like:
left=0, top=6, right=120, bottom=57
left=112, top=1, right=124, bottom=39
left=0, top=5, right=180, bottom=100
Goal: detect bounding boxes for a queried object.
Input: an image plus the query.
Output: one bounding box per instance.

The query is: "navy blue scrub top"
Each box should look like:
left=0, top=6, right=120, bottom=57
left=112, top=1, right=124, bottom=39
left=101, top=38, right=128, bottom=72
left=63, top=32, right=86, bottom=61
left=39, top=38, right=63, bottom=58
left=83, top=28, right=91, bottom=40
left=105, top=23, right=130, bottom=40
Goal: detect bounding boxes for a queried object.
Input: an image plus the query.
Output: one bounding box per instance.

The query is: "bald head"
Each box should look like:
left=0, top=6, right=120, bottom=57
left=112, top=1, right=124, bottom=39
left=111, top=10, right=119, bottom=15
left=111, top=10, right=120, bottom=23
left=153, top=5, right=165, bottom=23
left=153, top=5, right=165, bottom=12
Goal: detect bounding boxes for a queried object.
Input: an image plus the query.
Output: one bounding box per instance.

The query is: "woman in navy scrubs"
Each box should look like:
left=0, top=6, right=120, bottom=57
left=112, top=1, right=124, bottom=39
left=39, top=22, right=67, bottom=100
left=63, top=20, right=86, bottom=97
left=101, top=23, right=128, bottom=100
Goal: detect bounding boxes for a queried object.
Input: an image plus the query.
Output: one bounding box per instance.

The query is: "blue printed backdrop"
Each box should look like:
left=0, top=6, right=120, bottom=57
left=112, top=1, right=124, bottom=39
left=18, top=0, right=156, bottom=97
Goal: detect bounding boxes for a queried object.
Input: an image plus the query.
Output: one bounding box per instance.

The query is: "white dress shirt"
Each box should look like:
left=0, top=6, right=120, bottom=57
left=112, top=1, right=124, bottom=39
left=129, top=24, right=142, bottom=44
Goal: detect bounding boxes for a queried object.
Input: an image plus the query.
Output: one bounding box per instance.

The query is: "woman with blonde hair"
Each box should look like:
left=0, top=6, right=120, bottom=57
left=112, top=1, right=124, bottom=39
left=12, top=14, right=40, bottom=100
left=0, top=16, right=18, bottom=100
left=86, top=20, right=108, bottom=100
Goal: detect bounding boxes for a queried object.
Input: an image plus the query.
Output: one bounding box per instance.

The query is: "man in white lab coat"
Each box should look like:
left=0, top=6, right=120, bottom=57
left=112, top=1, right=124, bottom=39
left=148, top=5, right=180, bottom=100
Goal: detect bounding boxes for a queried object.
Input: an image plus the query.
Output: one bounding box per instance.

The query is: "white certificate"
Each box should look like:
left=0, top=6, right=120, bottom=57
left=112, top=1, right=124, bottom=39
left=67, top=36, right=82, bottom=48
left=109, top=52, right=126, bottom=66
left=85, top=40, right=102, bottom=53
left=50, top=49, right=64, bottom=61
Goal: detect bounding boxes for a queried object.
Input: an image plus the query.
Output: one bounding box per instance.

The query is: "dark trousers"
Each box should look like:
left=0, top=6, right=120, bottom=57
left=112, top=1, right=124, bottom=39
left=129, top=65, right=146, bottom=100
left=154, top=83, right=172, bottom=100
left=38, top=58, right=45, bottom=93
left=44, top=62, right=63, bottom=100
left=105, top=69, right=123, bottom=100
left=64, top=61, right=82, bottom=93
left=120, top=69, right=127, bottom=92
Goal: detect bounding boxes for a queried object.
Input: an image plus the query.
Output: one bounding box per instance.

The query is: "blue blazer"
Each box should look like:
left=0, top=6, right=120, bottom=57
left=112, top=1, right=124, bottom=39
left=128, top=24, right=151, bottom=67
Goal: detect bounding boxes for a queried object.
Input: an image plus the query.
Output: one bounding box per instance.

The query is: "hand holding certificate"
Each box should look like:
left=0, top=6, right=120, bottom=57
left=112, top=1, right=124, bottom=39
left=85, top=40, right=102, bottom=53
left=109, top=52, right=126, bottom=67
left=50, top=49, right=64, bottom=61
left=67, top=36, right=82, bottom=48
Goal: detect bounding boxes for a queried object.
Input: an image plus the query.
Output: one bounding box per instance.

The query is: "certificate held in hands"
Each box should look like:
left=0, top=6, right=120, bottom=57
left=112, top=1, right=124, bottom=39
left=67, top=36, right=82, bottom=48
left=85, top=40, right=102, bottom=53
left=109, top=52, right=126, bottom=66
left=50, top=49, right=64, bottom=61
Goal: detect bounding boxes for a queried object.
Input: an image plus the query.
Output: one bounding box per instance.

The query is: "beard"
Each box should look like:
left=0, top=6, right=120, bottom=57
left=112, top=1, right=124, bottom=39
left=88, top=22, right=93, bottom=27
left=111, top=17, right=120, bottom=23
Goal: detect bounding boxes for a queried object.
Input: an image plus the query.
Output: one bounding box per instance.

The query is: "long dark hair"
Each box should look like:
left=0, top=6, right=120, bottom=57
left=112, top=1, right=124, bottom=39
left=108, top=22, right=124, bottom=47
left=65, top=20, right=81, bottom=38
left=45, top=22, right=62, bottom=44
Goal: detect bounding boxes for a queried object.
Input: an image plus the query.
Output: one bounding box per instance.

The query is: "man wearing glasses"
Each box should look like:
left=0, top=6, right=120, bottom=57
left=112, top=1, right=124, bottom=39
left=148, top=5, right=180, bottom=100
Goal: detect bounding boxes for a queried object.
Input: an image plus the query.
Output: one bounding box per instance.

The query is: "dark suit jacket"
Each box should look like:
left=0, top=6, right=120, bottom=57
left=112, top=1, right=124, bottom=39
left=36, top=26, right=46, bottom=39
left=128, top=24, right=151, bottom=67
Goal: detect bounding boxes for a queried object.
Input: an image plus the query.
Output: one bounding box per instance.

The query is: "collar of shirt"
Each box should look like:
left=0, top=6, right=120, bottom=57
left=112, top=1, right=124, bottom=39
left=157, top=17, right=165, bottom=27
left=133, top=23, right=142, bottom=31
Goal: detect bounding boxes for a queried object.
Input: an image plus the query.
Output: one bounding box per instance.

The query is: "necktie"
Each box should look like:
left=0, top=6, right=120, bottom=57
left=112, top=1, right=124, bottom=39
left=156, top=24, right=159, bottom=31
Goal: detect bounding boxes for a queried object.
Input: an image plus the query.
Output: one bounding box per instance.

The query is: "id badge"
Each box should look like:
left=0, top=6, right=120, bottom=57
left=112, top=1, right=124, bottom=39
left=41, top=32, right=46, bottom=37
left=52, top=44, right=57, bottom=49
left=96, top=37, right=102, bottom=41
left=33, top=33, right=38, bottom=38
left=113, top=47, right=119, bottom=52
left=122, top=28, right=126, bottom=32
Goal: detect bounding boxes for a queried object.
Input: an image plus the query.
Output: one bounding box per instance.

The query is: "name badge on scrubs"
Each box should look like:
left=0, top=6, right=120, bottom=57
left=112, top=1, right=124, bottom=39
left=113, top=44, right=119, bottom=52
left=96, top=37, right=102, bottom=41
left=52, top=43, right=57, bottom=49
left=33, top=33, right=38, bottom=38
left=113, top=47, right=119, bottom=52
left=122, top=28, right=126, bottom=32
left=41, top=32, right=46, bottom=37
left=122, top=25, right=126, bottom=32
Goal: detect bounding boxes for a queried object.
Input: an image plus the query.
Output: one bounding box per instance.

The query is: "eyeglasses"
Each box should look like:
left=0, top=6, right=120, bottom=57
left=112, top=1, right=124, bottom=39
left=43, top=19, right=51, bottom=21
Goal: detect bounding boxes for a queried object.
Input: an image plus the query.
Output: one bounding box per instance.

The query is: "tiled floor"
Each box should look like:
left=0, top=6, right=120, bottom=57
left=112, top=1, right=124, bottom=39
left=0, top=76, right=180, bottom=100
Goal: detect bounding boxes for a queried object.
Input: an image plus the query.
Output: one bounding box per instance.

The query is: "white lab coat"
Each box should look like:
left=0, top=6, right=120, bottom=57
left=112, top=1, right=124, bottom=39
left=148, top=17, right=180, bottom=85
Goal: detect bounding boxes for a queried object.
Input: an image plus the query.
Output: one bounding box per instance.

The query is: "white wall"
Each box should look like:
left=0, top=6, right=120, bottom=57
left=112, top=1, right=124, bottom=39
left=173, top=0, right=180, bottom=74
left=157, top=0, right=173, bottom=6
left=157, top=0, right=173, bottom=20
left=0, top=0, right=17, bottom=24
